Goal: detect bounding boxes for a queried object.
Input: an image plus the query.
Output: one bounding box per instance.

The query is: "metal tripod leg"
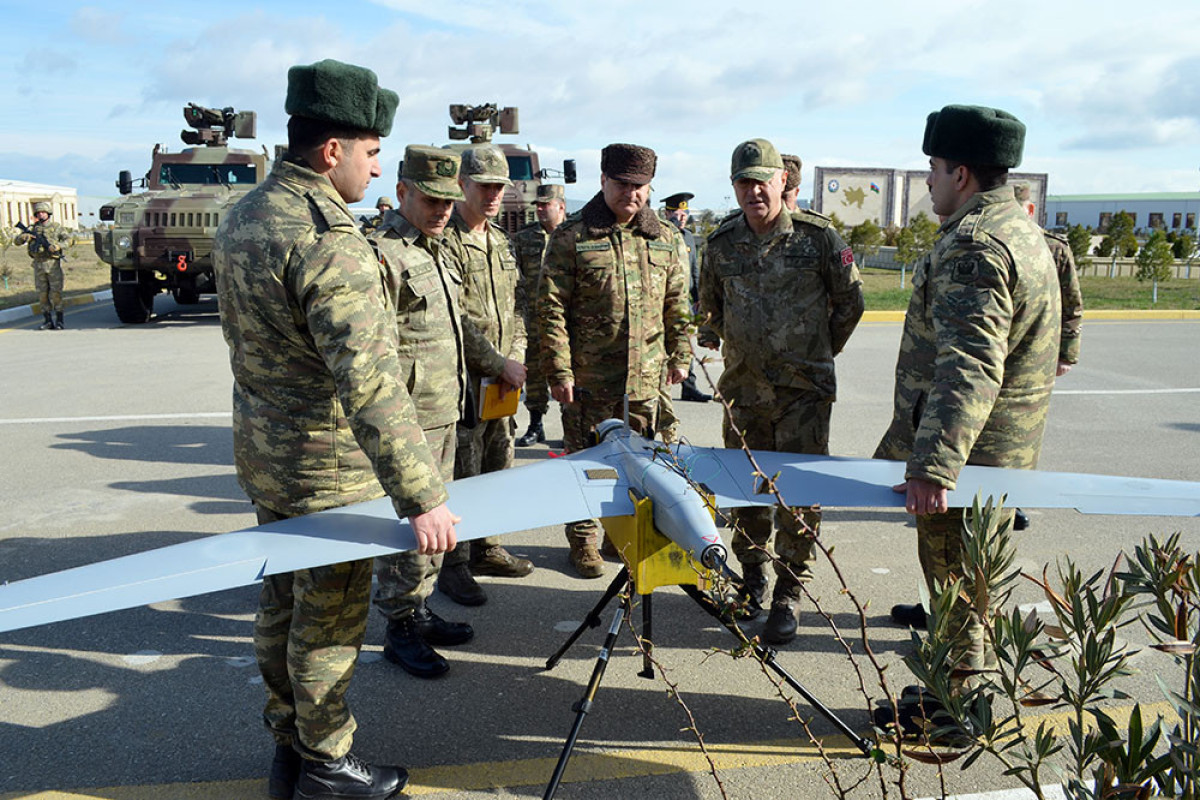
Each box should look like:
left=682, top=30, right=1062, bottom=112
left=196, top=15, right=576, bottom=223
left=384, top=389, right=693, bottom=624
left=680, top=584, right=874, bottom=756
left=545, top=566, right=629, bottom=671
left=543, top=595, right=628, bottom=799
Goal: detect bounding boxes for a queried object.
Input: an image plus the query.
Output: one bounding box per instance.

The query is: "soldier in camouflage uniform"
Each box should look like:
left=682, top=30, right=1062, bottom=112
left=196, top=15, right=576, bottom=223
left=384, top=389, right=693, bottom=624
left=699, top=138, right=864, bottom=644
left=368, top=146, right=479, bottom=681
left=513, top=183, right=567, bottom=447
left=360, top=195, right=393, bottom=235
left=436, top=144, right=534, bottom=606
left=538, top=143, right=692, bottom=578
left=1046, top=229, right=1083, bottom=374
left=15, top=201, right=72, bottom=330
left=875, top=106, right=1060, bottom=702
left=781, top=154, right=802, bottom=212
left=213, top=60, right=449, bottom=800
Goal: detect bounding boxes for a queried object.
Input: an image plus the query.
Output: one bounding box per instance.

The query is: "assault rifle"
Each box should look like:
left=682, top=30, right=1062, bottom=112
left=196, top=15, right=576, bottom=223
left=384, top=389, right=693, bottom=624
left=15, top=221, right=61, bottom=258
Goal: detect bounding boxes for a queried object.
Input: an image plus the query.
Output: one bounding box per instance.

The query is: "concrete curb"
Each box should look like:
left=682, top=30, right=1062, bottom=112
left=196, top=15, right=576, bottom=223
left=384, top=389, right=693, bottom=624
left=0, top=289, right=112, bottom=325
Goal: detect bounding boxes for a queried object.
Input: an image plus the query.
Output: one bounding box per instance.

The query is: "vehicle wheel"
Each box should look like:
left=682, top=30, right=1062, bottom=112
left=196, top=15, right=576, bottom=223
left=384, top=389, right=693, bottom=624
left=112, top=276, right=155, bottom=324
left=173, top=287, right=201, bottom=305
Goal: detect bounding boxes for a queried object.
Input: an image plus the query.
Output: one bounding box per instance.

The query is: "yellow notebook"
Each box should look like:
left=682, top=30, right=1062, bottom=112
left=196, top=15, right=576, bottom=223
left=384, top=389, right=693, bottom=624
left=478, top=377, right=521, bottom=421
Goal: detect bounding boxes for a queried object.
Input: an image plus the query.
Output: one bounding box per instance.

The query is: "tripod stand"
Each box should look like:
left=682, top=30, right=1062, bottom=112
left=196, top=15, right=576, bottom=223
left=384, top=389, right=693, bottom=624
left=540, top=495, right=874, bottom=799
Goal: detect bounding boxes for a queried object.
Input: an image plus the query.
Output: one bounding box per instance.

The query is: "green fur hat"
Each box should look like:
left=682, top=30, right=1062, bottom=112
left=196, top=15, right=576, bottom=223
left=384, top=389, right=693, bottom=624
left=922, top=105, right=1025, bottom=169
left=285, top=59, right=399, bottom=137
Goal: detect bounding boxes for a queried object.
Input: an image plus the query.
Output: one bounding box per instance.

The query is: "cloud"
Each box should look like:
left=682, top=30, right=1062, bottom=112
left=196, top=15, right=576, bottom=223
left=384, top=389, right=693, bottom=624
left=69, top=6, right=124, bottom=43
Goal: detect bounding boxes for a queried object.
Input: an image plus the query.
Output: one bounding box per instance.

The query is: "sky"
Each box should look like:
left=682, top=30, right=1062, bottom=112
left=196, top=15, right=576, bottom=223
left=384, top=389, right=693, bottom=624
left=2, top=0, right=1198, bottom=220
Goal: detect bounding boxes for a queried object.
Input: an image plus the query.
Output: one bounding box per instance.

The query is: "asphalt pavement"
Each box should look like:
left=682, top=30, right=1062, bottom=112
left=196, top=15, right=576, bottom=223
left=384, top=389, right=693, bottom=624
left=0, top=297, right=1198, bottom=799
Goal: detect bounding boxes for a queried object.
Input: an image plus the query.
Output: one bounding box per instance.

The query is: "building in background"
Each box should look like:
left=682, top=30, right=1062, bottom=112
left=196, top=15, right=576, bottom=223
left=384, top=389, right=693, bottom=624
left=1, top=180, right=79, bottom=229
left=812, top=167, right=1048, bottom=229
left=1043, top=192, right=1200, bottom=232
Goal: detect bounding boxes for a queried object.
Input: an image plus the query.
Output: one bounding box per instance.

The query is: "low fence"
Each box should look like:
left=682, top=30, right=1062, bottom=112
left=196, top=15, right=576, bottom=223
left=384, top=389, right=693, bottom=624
left=860, top=247, right=1200, bottom=279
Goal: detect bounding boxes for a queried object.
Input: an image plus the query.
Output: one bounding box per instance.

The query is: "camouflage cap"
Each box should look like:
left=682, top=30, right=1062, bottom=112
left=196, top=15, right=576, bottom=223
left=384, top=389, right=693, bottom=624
left=285, top=59, right=399, bottom=137
left=922, top=105, right=1025, bottom=169
left=402, top=145, right=465, bottom=201
left=461, top=144, right=512, bottom=186
left=32, top=201, right=52, bottom=215
left=781, top=154, right=802, bottom=191
left=535, top=184, right=565, bottom=204
left=662, top=192, right=694, bottom=211
left=376, top=196, right=393, bottom=209
left=601, top=143, right=656, bottom=184
left=731, top=139, right=784, bottom=182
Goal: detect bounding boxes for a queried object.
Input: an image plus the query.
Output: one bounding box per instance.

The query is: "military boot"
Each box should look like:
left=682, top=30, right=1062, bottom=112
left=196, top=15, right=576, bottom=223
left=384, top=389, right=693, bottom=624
left=412, top=603, right=473, bottom=646
left=733, top=562, right=768, bottom=620
left=53, top=311, right=64, bottom=330
left=437, top=561, right=487, bottom=606
left=569, top=539, right=605, bottom=579
left=679, top=380, right=711, bottom=403
left=890, top=603, right=928, bottom=629
left=764, top=597, right=800, bottom=645
left=294, top=752, right=407, bottom=800
left=470, top=544, right=534, bottom=577
left=383, top=615, right=449, bottom=679
left=268, top=743, right=301, bottom=800
left=515, top=412, right=545, bottom=446
left=39, top=311, right=53, bottom=330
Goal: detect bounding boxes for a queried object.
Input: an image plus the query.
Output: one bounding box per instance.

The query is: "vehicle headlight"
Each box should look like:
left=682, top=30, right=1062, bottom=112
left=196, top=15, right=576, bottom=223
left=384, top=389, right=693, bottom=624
left=116, top=235, right=132, bottom=250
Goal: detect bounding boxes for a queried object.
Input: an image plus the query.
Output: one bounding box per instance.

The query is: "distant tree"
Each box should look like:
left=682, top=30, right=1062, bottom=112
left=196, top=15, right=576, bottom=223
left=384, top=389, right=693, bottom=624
left=1170, top=230, right=1196, bottom=260
left=1136, top=229, right=1174, bottom=302
left=1066, top=224, right=1092, bottom=267
left=847, top=219, right=884, bottom=261
left=1096, top=211, right=1138, bottom=258
left=882, top=223, right=901, bottom=247
left=827, top=212, right=847, bottom=237
left=908, top=212, right=939, bottom=252
left=894, top=227, right=919, bottom=266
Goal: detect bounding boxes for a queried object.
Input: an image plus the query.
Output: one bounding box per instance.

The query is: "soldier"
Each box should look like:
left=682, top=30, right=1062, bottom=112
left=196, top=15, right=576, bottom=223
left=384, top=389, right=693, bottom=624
left=360, top=195, right=392, bottom=234
left=15, top=201, right=72, bottom=330
left=781, top=154, right=802, bottom=212
left=436, top=144, right=534, bottom=606
left=212, top=59, right=453, bottom=800
left=875, top=106, right=1059, bottom=713
left=662, top=192, right=710, bottom=404
left=367, top=146, right=479, bottom=680
left=513, top=183, right=567, bottom=447
left=699, top=138, right=864, bottom=644
left=538, top=143, right=692, bottom=578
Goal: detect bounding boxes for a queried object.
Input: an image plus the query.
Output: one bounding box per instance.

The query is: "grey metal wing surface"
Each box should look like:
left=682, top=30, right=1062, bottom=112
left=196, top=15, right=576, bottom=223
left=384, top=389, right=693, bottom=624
left=0, top=445, right=634, bottom=635
left=669, top=445, right=1200, bottom=516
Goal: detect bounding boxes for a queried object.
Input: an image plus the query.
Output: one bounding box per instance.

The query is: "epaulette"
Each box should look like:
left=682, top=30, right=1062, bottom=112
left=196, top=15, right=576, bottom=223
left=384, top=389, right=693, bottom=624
left=309, top=189, right=355, bottom=232
left=709, top=210, right=743, bottom=240
left=1043, top=229, right=1069, bottom=245
left=791, top=208, right=832, bottom=230
left=954, top=210, right=984, bottom=243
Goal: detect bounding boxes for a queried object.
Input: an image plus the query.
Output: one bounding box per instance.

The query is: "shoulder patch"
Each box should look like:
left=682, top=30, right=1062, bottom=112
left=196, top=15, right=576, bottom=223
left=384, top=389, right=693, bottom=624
left=840, top=247, right=855, bottom=267
left=576, top=240, right=612, bottom=253
left=947, top=255, right=982, bottom=284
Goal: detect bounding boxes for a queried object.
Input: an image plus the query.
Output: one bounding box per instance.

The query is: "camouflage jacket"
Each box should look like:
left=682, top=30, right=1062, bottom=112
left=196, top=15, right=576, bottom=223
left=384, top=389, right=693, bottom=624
left=875, top=186, right=1061, bottom=489
left=15, top=220, right=70, bottom=261
left=370, top=210, right=468, bottom=431
left=700, top=208, right=864, bottom=402
left=538, top=193, right=692, bottom=401
left=444, top=211, right=526, bottom=384
left=213, top=157, right=446, bottom=519
left=1045, top=230, right=1083, bottom=365
left=512, top=220, right=549, bottom=327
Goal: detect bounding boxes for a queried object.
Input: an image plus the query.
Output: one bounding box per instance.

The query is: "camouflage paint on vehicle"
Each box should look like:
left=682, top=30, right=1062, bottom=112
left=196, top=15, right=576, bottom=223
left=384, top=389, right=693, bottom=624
left=94, top=104, right=270, bottom=323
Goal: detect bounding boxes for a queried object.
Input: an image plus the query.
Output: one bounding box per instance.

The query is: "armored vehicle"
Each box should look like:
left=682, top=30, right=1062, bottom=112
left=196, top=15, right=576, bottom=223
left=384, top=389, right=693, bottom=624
left=94, top=104, right=268, bottom=323
left=445, top=103, right=575, bottom=234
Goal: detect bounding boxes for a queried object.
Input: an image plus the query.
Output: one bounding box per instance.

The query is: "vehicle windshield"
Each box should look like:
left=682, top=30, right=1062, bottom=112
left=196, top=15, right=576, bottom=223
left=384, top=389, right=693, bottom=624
left=506, top=156, right=534, bottom=182
left=158, top=163, right=258, bottom=185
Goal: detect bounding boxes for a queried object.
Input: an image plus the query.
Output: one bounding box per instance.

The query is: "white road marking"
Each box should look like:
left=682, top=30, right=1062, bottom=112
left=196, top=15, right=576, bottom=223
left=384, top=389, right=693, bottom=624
left=1055, top=387, right=1200, bottom=395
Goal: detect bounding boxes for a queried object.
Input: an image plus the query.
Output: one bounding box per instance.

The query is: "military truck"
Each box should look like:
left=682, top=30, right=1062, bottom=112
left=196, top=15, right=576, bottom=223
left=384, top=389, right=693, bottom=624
left=94, top=104, right=268, bottom=323
left=445, top=103, right=575, bottom=234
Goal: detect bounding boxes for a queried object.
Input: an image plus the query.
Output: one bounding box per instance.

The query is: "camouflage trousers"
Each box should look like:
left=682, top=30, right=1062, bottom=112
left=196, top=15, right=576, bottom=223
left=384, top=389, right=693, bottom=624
left=917, top=507, right=1010, bottom=682
left=253, top=505, right=372, bottom=761
left=33, top=259, right=64, bottom=312
left=444, top=415, right=516, bottom=566
left=724, top=388, right=831, bottom=599
left=523, top=338, right=549, bottom=415
left=561, top=389, right=657, bottom=546
left=657, top=386, right=678, bottom=443
left=373, top=424, right=456, bottom=620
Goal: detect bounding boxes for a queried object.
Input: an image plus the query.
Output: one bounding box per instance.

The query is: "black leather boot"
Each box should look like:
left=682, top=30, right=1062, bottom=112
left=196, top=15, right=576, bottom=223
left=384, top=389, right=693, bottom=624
left=383, top=615, right=449, bottom=679
left=1013, top=508, right=1030, bottom=531
left=515, top=412, right=545, bottom=446
left=295, top=752, right=408, bottom=800
left=412, top=603, right=473, bottom=646
left=268, top=743, right=301, bottom=800
left=680, top=380, right=711, bottom=403
left=890, top=603, right=928, bottom=629
left=437, top=561, right=488, bottom=606
left=54, top=311, right=64, bottom=329
left=764, top=598, right=799, bottom=644
left=39, top=311, right=53, bottom=330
